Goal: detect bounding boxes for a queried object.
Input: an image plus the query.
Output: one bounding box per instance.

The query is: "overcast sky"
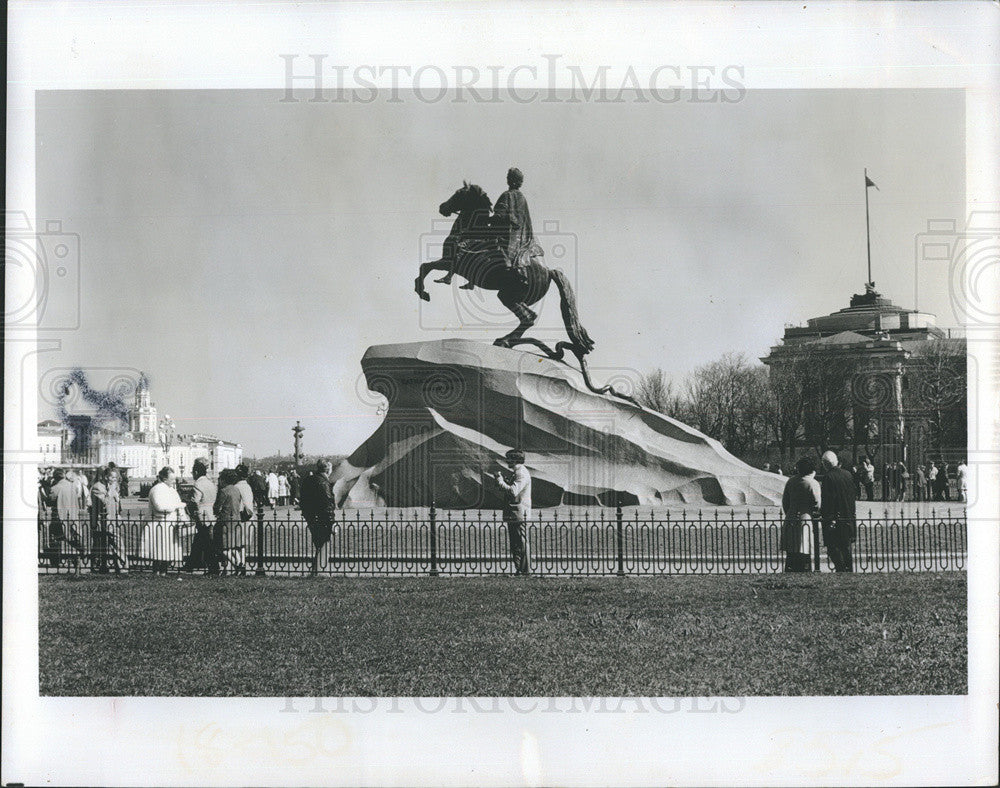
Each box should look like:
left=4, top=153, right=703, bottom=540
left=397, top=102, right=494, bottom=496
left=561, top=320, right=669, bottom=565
left=36, top=88, right=964, bottom=456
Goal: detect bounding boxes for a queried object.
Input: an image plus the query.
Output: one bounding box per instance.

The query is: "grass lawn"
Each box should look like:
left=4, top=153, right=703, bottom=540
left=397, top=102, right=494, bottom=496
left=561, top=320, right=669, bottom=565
left=39, top=573, right=966, bottom=697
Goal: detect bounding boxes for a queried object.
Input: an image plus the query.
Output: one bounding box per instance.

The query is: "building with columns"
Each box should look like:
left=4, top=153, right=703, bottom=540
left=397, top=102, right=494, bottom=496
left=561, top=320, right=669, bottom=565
left=36, top=420, right=64, bottom=464
left=40, top=375, right=242, bottom=479
left=762, top=283, right=966, bottom=468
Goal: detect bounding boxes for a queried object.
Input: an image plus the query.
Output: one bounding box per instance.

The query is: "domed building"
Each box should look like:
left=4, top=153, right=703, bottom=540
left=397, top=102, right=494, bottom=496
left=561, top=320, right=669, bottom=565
left=762, top=282, right=966, bottom=468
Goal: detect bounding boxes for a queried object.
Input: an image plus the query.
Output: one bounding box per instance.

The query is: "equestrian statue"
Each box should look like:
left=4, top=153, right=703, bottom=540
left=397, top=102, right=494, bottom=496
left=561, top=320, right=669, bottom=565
left=414, top=168, right=635, bottom=403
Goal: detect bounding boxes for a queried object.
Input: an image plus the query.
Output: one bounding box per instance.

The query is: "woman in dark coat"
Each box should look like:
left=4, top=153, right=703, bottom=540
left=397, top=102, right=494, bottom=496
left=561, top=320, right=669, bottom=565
left=213, top=469, right=250, bottom=575
left=780, top=456, right=821, bottom=572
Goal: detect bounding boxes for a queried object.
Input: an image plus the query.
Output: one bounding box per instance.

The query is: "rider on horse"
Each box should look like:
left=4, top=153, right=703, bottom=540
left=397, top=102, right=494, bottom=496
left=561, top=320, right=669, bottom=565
left=491, top=167, right=543, bottom=278
left=416, top=176, right=598, bottom=365
left=436, top=167, right=541, bottom=290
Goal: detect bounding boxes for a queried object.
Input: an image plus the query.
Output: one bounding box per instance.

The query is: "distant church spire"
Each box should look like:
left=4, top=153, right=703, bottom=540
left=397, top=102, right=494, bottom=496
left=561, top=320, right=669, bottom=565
left=129, top=373, right=158, bottom=442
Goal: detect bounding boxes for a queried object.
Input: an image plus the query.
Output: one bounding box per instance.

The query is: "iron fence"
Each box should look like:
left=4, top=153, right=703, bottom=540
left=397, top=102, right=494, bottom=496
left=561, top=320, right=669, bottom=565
left=37, top=505, right=967, bottom=576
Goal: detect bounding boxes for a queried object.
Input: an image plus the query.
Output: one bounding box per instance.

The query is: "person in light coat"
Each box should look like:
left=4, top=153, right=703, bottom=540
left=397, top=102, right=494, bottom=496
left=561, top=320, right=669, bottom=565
left=267, top=469, right=280, bottom=509
left=91, top=466, right=127, bottom=574
left=48, top=468, right=84, bottom=571
left=139, top=466, right=191, bottom=575
left=234, top=464, right=258, bottom=559
left=862, top=457, right=876, bottom=501
left=73, top=468, right=90, bottom=514
left=493, top=449, right=533, bottom=575
left=956, top=460, right=969, bottom=503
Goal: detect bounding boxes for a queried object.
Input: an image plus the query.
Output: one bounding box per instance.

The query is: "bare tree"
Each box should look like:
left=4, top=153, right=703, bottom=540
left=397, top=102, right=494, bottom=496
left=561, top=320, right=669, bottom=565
left=904, top=339, right=966, bottom=456
left=766, top=344, right=859, bottom=460
left=742, top=365, right=777, bottom=461
left=801, top=352, right=857, bottom=454
left=636, top=368, right=685, bottom=418
left=685, top=352, right=772, bottom=460
left=767, top=362, right=807, bottom=464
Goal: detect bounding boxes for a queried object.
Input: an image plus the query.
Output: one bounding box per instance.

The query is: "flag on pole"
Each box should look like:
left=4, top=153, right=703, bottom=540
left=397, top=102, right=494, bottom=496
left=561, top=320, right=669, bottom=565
left=865, top=174, right=879, bottom=190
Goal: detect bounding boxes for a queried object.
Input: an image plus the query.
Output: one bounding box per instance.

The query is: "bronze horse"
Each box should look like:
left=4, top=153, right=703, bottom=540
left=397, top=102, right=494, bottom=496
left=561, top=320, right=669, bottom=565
left=414, top=182, right=595, bottom=353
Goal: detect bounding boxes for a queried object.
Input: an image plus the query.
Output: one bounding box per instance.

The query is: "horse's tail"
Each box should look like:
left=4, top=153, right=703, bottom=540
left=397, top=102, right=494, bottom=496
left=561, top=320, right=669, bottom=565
left=550, top=268, right=595, bottom=354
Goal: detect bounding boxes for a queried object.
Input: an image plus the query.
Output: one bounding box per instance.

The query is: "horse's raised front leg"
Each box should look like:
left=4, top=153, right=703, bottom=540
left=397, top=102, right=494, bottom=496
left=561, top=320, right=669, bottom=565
left=415, top=260, right=447, bottom=302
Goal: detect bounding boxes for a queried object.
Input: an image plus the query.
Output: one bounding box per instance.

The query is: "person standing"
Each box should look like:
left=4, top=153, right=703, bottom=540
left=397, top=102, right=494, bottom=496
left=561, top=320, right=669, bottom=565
left=956, top=459, right=969, bottom=503
left=940, top=460, right=952, bottom=500
left=139, top=467, right=192, bottom=575
left=896, top=460, right=909, bottom=502
left=38, top=472, right=49, bottom=533
left=91, top=466, right=126, bottom=573
left=819, top=451, right=857, bottom=573
left=72, top=468, right=90, bottom=517
left=247, top=468, right=266, bottom=506
left=213, top=468, right=251, bottom=575
left=289, top=468, right=301, bottom=507
left=234, top=464, right=258, bottom=557
left=862, top=457, right=876, bottom=501
left=103, top=467, right=129, bottom=573
left=914, top=463, right=926, bottom=502
left=182, top=458, right=218, bottom=572
left=927, top=461, right=940, bottom=500
left=932, top=460, right=950, bottom=501
left=299, top=459, right=338, bottom=575
left=267, top=468, right=280, bottom=509
left=780, top=456, right=821, bottom=573
left=49, top=468, right=84, bottom=572
left=493, top=449, right=532, bottom=576
left=277, top=472, right=289, bottom=506
left=38, top=468, right=53, bottom=560
left=849, top=459, right=863, bottom=499
left=234, top=464, right=255, bottom=512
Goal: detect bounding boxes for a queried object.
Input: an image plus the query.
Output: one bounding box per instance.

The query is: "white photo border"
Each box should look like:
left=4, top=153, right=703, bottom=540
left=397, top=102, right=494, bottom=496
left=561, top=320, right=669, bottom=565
left=4, top=1, right=998, bottom=786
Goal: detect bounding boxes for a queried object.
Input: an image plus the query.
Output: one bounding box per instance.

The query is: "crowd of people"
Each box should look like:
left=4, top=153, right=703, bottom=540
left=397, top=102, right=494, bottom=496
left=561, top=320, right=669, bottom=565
left=767, top=456, right=969, bottom=503
left=39, top=465, right=129, bottom=573
left=264, top=468, right=297, bottom=507
left=37, top=451, right=536, bottom=577
left=38, top=447, right=965, bottom=578
left=38, top=460, right=320, bottom=576
left=847, top=457, right=968, bottom=503
left=778, top=451, right=970, bottom=573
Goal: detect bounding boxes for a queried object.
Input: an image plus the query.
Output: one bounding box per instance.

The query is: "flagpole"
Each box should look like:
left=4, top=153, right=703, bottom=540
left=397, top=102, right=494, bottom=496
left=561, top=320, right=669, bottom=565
left=864, top=167, right=872, bottom=286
